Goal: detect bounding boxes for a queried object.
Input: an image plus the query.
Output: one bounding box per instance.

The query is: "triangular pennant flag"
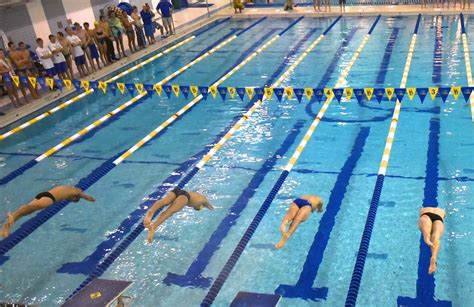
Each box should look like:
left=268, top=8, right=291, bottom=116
left=116, top=82, right=125, bottom=94
left=180, top=85, right=190, bottom=99
left=429, top=87, right=438, bottom=101
left=395, top=88, right=406, bottom=102
left=450, top=86, right=461, bottom=101
left=273, top=88, right=284, bottom=102
left=20, top=76, right=29, bottom=87
left=98, top=81, right=107, bottom=94
left=417, top=88, right=428, bottom=103
left=324, top=88, right=333, bottom=100
left=218, top=87, right=227, bottom=101
left=199, top=86, right=209, bottom=100
left=406, top=87, right=416, bottom=101
left=46, top=77, right=55, bottom=90
left=190, top=85, right=198, bottom=98
left=304, top=88, right=313, bottom=101
left=109, top=83, right=117, bottom=96
left=28, top=76, right=37, bottom=89
left=364, top=88, right=374, bottom=101
left=81, top=80, right=90, bottom=91
left=227, top=87, right=236, bottom=99
left=135, top=83, right=145, bottom=95
left=264, top=87, right=273, bottom=100
left=385, top=87, right=394, bottom=101
left=245, top=87, right=254, bottom=100
left=144, top=84, right=154, bottom=96
left=209, top=85, right=218, bottom=99
left=438, top=87, right=450, bottom=103
left=294, top=88, right=304, bottom=103
left=54, top=79, right=63, bottom=91
left=333, top=88, right=343, bottom=103
left=2, top=74, right=12, bottom=85
left=63, top=79, right=72, bottom=90
left=344, top=87, right=353, bottom=101
left=126, top=83, right=135, bottom=96
left=154, top=84, right=162, bottom=96
left=314, top=88, right=324, bottom=103
left=163, top=84, right=172, bottom=98
left=11, top=75, right=20, bottom=87
left=354, top=89, right=364, bottom=103
left=461, top=86, right=473, bottom=102
left=236, top=87, right=245, bottom=101
left=374, top=88, right=385, bottom=103
left=37, top=77, right=46, bottom=89
left=90, top=81, right=99, bottom=90
left=171, top=84, right=180, bottom=98
left=255, top=87, right=264, bottom=101
left=284, top=87, right=294, bottom=100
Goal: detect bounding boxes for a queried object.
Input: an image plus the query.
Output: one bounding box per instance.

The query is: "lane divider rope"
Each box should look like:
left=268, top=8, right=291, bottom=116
left=460, top=14, right=474, bottom=122
left=344, top=14, right=421, bottom=307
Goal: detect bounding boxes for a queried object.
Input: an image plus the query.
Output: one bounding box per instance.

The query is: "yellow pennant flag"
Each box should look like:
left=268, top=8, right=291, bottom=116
left=324, top=88, right=333, bottom=99
left=116, top=83, right=125, bottom=94
left=284, top=87, right=294, bottom=100
left=364, top=88, right=374, bottom=101
left=344, top=88, right=353, bottom=101
left=63, top=79, right=72, bottom=90
left=98, top=81, right=107, bottom=94
left=385, top=88, right=394, bottom=101
left=172, top=84, right=180, bottom=98
left=28, top=76, right=37, bottom=88
left=264, top=87, right=273, bottom=100
left=46, top=77, right=54, bottom=90
left=429, top=87, right=438, bottom=101
left=451, top=86, right=461, bottom=101
left=154, top=84, right=163, bottom=96
left=246, top=87, right=255, bottom=100
left=81, top=80, right=90, bottom=91
left=227, top=87, right=236, bottom=99
left=135, top=83, right=145, bottom=94
left=11, top=75, right=20, bottom=87
left=406, top=87, right=416, bottom=101
left=304, top=88, right=313, bottom=101
left=209, top=85, right=218, bottom=99
left=190, top=85, right=198, bottom=97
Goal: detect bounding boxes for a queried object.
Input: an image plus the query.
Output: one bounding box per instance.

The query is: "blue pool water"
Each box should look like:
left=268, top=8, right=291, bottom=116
left=0, top=15, right=473, bottom=306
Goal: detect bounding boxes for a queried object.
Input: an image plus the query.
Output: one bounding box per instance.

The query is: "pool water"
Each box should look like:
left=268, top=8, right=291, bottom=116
left=0, top=15, right=473, bottom=306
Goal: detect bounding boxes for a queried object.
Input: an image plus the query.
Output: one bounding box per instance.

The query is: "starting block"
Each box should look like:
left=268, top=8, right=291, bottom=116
left=62, top=279, right=133, bottom=307
left=230, top=291, right=281, bottom=307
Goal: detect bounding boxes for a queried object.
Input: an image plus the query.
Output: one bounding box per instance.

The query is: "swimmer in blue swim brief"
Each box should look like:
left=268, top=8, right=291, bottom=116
left=275, top=195, right=323, bottom=249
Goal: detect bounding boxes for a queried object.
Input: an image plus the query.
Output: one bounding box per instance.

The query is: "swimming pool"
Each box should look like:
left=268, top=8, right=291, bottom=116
left=0, top=14, right=473, bottom=306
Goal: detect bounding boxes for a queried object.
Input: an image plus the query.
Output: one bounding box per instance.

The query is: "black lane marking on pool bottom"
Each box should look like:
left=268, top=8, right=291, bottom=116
left=397, top=15, right=452, bottom=306
left=0, top=20, right=278, bottom=264
left=275, top=126, right=369, bottom=301
left=0, top=22, right=268, bottom=188
left=163, top=121, right=306, bottom=289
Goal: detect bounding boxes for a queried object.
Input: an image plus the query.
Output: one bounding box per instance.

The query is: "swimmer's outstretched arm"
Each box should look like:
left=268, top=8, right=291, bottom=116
left=78, top=191, right=96, bottom=202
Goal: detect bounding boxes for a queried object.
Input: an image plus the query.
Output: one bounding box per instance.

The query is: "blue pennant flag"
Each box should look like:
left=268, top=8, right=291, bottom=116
left=126, top=83, right=135, bottom=96
left=395, top=88, right=406, bottom=102
left=163, top=84, right=172, bottom=98
left=273, top=88, right=284, bottom=102
left=255, top=87, right=264, bottom=101
left=236, top=87, right=245, bottom=101
left=333, top=88, right=343, bottom=103
left=180, top=85, right=190, bottom=99
left=461, top=86, right=473, bottom=102
left=417, top=87, right=428, bottom=103
left=90, top=81, right=99, bottom=90
left=294, top=88, right=304, bottom=103
left=199, top=86, right=209, bottom=100
left=72, top=79, right=81, bottom=91
left=2, top=74, right=12, bottom=85
left=217, top=87, right=227, bottom=101
left=109, top=83, right=117, bottom=96
left=374, top=88, right=385, bottom=104
left=354, top=88, right=364, bottom=103
left=20, top=76, right=29, bottom=86
left=144, top=84, right=154, bottom=96
left=314, top=88, right=324, bottom=103
left=438, top=87, right=450, bottom=103
left=54, top=79, right=63, bottom=91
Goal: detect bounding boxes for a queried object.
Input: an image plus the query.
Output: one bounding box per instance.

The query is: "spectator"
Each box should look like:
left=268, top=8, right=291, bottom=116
left=233, top=0, right=244, bottom=13
left=283, top=0, right=293, bottom=10
left=99, top=15, right=118, bottom=62
left=131, top=6, right=147, bottom=50
left=57, top=32, right=74, bottom=78
left=108, top=8, right=126, bottom=58
left=48, top=34, right=70, bottom=80
left=93, top=21, right=110, bottom=66
left=120, top=10, right=137, bottom=53
left=84, top=22, right=102, bottom=69
left=35, top=38, right=56, bottom=78
left=74, top=22, right=94, bottom=72
left=156, top=0, right=174, bottom=35
left=0, top=48, right=21, bottom=108
left=65, top=27, right=89, bottom=77
left=8, top=42, right=31, bottom=103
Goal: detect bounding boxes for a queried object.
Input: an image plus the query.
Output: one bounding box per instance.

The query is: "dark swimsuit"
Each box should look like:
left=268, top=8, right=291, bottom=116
left=293, top=198, right=312, bottom=209
left=172, top=187, right=190, bottom=201
left=35, top=191, right=56, bottom=203
left=421, top=212, right=444, bottom=223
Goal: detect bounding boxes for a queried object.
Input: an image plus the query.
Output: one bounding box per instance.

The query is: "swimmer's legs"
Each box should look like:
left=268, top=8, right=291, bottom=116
left=143, top=192, right=176, bottom=228
left=147, top=196, right=188, bottom=243
left=280, top=204, right=299, bottom=235
left=419, top=215, right=433, bottom=247
left=275, top=207, right=311, bottom=249
left=429, top=220, right=444, bottom=274
left=1, top=199, right=52, bottom=238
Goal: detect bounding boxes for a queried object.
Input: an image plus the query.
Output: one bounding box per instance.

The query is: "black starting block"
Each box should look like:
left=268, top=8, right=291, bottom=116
left=62, top=279, right=133, bottom=307
left=230, top=291, right=281, bottom=307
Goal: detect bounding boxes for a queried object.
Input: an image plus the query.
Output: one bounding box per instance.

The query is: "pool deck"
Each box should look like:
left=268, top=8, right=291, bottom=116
left=0, top=3, right=472, bottom=130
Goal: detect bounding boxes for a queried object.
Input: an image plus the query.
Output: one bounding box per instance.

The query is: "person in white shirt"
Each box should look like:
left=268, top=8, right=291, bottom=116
left=65, top=27, right=89, bottom=77
left=48, top=34, right=70, bottom=80
left=35, top=38, right=56, bottom=78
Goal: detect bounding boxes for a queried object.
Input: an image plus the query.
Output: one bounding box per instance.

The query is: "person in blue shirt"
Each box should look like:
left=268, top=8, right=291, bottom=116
left=140, top=4, right=156, bottom=44
left=156, top=0, right=174, bottom=36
